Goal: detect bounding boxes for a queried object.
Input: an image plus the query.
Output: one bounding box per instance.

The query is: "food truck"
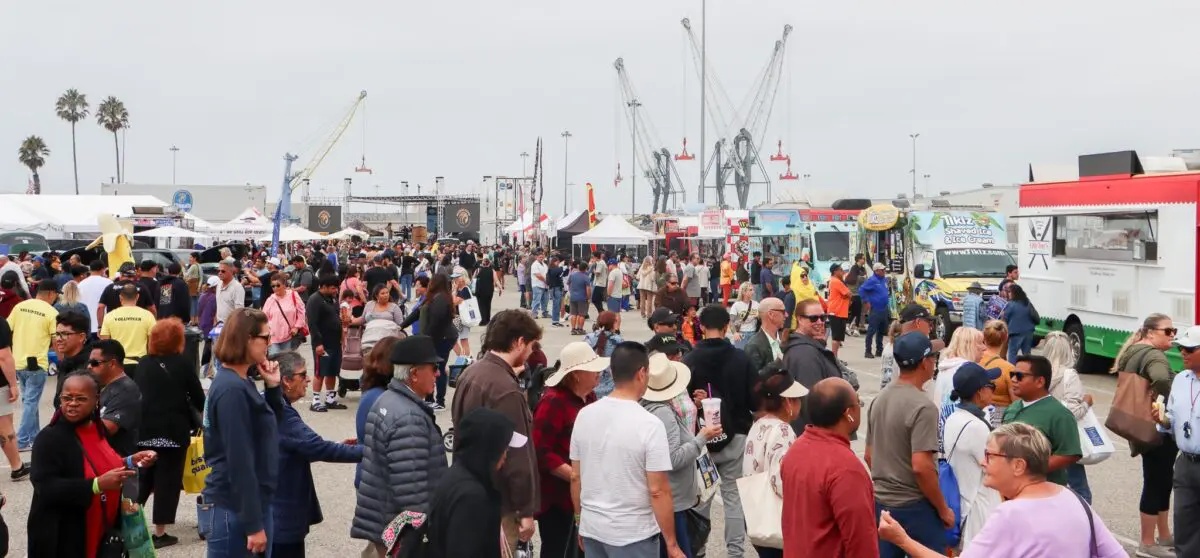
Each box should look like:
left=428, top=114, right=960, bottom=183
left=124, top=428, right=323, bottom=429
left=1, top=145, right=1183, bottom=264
left=857, top=203, right=1013, bottom=341
left=747, top=208, right=860, bottom=290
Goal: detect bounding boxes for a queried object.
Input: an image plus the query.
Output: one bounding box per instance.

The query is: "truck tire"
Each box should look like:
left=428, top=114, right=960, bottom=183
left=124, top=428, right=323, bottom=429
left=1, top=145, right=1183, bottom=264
left=1064, top=321, right=1088, bottom=372
left=936, top=306, right=955, bottom=344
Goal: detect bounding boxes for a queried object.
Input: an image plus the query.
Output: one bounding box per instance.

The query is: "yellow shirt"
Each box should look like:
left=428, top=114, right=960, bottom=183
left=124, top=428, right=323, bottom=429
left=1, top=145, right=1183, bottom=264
left=7, top=299, right=58, bottom=370
left=100, top=305, right=157, bottom=363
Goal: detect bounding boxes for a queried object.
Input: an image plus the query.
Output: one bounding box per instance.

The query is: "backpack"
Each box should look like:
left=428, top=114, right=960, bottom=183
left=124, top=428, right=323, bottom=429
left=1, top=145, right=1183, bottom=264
left=938, top=420, right=972, bottom=547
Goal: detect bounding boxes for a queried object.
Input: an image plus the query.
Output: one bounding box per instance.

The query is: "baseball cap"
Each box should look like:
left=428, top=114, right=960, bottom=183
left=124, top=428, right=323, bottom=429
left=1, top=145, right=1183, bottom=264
left=607, top=258, right=618, bottom=265
left=118, top=262, right=137, bottom=276
left=267, top=257, right=281, bottom=267
left=829, top=263, right=843, bottom=274
left=899, top=304, right=933, bottom=323
left=648, top=307, right=679, bottom=326
left=1175, top=326, right=1200, bottom=350
left=206, top=276, right=220, bottom=288
left=893, top=332, right=939, bottom=368
left=872, top=262, right=886, bottom=271
left=646, top=333, right=684, bottom=356
left=951, top=362, right=1002, bottom=400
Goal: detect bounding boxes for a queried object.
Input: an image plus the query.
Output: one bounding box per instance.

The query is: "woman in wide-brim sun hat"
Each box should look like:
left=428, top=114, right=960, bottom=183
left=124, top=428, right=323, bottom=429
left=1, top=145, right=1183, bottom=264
left=532, top=341, right=609, bottom=558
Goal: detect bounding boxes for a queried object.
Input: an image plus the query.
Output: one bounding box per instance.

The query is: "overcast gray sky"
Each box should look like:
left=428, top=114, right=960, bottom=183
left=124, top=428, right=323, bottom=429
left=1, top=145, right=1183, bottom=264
left=4, top=1, right=1199, bottom=215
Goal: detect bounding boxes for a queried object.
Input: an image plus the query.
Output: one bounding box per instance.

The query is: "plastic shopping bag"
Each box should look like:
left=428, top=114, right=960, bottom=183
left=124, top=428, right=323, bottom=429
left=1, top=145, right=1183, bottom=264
left=1078, top=408, right=1116, bottom=465
left=183, top=432, right=210, bottom=494
left=121, top=502, right=157, bottom=558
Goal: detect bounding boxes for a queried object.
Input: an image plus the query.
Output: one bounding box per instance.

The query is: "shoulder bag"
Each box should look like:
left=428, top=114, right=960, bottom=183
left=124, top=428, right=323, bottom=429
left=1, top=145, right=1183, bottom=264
left=737, top=472, right=782, bottom=549
left=1104, top=348, right=1162, bottom=450
left=157, top=359, right=202, bottom=431
left=1071, top=488, right=1098, bottom=557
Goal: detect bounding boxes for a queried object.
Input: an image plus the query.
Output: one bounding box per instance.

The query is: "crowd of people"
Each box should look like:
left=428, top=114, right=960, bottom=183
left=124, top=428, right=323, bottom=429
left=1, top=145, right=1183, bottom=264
left=0, top=239, right=1187, bottom=558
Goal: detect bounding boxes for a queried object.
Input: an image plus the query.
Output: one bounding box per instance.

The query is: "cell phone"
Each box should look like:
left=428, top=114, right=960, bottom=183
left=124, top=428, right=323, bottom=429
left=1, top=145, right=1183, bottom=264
left=26, top=357, right=37, bottom=371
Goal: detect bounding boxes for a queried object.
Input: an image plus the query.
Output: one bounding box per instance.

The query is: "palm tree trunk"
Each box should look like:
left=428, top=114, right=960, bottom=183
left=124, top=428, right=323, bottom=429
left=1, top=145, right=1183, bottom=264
left=71, top=122, right=80, bottom=195
left=33, top=171, right=41, bottom=195
left=112, top=131, right=121, bottom=183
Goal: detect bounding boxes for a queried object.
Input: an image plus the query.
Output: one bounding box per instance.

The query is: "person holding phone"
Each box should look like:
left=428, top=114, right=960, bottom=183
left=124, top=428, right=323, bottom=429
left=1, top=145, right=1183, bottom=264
left=202, top=308, right=286, bottom=556
left=28, top=373, right=158, bottom=557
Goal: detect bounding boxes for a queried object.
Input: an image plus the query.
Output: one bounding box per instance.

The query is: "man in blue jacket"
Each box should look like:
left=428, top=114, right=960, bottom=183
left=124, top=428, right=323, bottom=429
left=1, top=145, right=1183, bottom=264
left=270, top=351, right=363, bottom=557
left=858, top=262, right=891, bottom=359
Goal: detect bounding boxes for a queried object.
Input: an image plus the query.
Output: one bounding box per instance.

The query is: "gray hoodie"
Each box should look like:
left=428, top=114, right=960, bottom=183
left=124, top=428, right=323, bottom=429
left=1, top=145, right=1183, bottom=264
left=641, top=400, right=705, bottom=511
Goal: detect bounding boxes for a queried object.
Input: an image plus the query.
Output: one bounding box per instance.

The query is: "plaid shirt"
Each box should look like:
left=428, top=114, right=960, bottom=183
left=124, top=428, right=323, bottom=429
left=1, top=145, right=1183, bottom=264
left=532, top=385, right=596, bottom=514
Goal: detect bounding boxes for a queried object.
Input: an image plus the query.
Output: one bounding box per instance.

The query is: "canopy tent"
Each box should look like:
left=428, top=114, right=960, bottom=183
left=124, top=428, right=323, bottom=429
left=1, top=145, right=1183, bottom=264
left=552, top=210, right=591, bottom=248
left=213, top=206, right=274, bottom=238
left=572, top=216, right=653, bottom=245
left=133, top=226, right=211, bottom=239
left=327, top=227, right=370, bottom=240
left=0, top=194, right=169, bottom=234
left=257, top=224, right=323, bottom=243
left=505, top=211, right=552, bottom=235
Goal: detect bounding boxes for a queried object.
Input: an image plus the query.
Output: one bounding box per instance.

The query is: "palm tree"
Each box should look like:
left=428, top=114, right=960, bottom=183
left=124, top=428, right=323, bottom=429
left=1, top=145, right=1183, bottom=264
left=17, top=136, right=50, bottom=195
left=55, top=89, right=89, bottom=194
left=96, top=96, right=129, bottom=183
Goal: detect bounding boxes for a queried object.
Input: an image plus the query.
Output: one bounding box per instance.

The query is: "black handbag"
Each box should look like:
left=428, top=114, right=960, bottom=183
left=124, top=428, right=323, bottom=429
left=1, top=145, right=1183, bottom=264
left=684, top=508, right=710, bottom=558
left=79, top=439, right=128, bottom=558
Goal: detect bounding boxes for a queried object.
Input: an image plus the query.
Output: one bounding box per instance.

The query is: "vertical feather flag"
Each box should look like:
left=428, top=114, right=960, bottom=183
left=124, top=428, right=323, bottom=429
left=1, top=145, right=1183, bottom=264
left=587, top=182, right=597, bottom=252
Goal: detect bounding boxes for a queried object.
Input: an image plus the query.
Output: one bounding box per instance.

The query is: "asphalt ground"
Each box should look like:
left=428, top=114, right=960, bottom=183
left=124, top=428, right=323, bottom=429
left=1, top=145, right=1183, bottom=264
left=0, top=280, right=1142, bottom=556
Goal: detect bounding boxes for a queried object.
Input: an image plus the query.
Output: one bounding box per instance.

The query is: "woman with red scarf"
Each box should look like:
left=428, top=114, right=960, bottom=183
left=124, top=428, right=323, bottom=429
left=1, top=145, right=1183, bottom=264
left=28, top=373, right=158, bottom=557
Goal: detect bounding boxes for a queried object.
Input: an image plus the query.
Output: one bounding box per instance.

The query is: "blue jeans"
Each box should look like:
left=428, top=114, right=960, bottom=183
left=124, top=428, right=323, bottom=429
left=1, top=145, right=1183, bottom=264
left=1008, top=332, right=1034, bottom=362
left=550, top=287, right=564, bottom=323
left=426, top=339, right=455, bottom=406
left=400, top=274, right=414, bottom=300
left=876, top=500, right=944, bottom=558
left=583, top=534, right=660, bottom=558
left=1067, top=463, right=1092, bottom=504
left=532, top=286, right=549, bottom=316
left=659, top=511, right=695, bottom=558
left=16, top=369, right=46, bottom=449
left=206, top=503, right=274, bottom=558
left=865, top=309, right=890, bottom=355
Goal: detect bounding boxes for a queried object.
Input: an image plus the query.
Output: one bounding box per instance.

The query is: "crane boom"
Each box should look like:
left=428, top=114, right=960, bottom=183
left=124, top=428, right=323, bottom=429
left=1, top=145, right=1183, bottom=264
left=289, top=90, right=368, bottom=192
left=614, top=58, right=687, bottom=212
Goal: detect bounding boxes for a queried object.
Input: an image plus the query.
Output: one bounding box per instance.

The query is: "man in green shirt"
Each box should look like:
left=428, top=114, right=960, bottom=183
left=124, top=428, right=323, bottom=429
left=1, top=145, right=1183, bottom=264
left=1002, top=355, right=1082, bottom=486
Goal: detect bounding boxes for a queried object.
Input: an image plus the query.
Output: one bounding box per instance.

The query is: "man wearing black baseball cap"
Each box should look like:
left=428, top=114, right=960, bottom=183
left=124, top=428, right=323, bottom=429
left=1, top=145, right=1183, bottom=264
left=867, top=332, right=953, bottom=557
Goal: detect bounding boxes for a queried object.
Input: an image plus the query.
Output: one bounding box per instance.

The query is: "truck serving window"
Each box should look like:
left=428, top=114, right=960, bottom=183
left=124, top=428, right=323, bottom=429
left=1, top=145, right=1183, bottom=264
left=936, top=248, right=1014, bottom=278
left=813, top=231, right=850, bottom=263
left=1053, top=212, right=1157, bottom=262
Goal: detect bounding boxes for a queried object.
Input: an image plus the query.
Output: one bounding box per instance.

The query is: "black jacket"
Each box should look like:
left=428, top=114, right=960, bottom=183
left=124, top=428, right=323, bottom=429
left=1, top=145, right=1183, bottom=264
left=782, top=333, right=842, bottom=434
left=427, top=408, right=511, bottom=558
left=743, top=330, right=778, bottom=377
left=28, top=419, right=110, bottom=558
left=134, top=354, right=206, bottom=446
left=305, top=292, right=342, bottom=351
left=157, top=275, right=192, bottom=322
left=683, top=338, right=758, bottom=450
left=421, top=293, right=458, bottom=343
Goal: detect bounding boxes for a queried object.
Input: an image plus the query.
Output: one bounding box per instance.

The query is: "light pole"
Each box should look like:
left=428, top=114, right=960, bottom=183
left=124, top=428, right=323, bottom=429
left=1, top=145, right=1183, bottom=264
left=698, top=0, right=707, bottom=203
left=909, top=133, right=920, bottom=199
left=169, top=145, right=180, bottom=184
left=923, top=173, right=931, bottom=197
left=561, top=131, right=572, bottom=214
left=520, top=151, right=530, bottom=178
left=629, top=99, right=642, bottom=215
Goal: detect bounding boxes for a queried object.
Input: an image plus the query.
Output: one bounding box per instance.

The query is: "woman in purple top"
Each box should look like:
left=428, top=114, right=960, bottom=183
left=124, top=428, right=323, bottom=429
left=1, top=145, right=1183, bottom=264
left=197, top=276, right=219, bottom=377
left=879, top=422, right=1125, bottom=558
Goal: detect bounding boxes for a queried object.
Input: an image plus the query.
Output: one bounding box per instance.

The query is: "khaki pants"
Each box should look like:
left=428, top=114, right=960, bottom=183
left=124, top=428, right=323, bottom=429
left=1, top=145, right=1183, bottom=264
left=501, top=514, right=521, bottom=556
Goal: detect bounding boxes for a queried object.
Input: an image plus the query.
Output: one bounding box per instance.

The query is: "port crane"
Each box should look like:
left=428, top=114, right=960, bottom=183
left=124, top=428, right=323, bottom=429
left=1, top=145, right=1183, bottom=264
left=614, top=58, right=686, bottom=213
left=274, top=90, right=368, bottom=232
left=681, top=20, right=792, bottom=208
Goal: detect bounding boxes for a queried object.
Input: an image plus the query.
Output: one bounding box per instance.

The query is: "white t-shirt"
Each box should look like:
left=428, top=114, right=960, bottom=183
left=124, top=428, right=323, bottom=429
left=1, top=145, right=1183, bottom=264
left=531, top=260, right=549, bottom=289
left=942, top=408, right=1001, bottom=548
left=607, top=268, right=626, bottom=298
left=570, top=397, right=672, bottom=546
left=78, top=274, right=114, bottom=333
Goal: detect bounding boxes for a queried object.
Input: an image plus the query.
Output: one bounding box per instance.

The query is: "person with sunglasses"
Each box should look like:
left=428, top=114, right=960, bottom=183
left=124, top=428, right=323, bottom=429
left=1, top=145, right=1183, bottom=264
left=263, top=272, right=307, bottom=358
left=88, top=339, right=143, bottom=457
left=1113, top=313, right=1178, bottom=556
left=878, top=423, right=1126, bottom=558
left=1000, top=355, right=1082, bottom=490
left=782, top=298, right=841, bottom=434
left=1156, top=326, right=1200, bottom=557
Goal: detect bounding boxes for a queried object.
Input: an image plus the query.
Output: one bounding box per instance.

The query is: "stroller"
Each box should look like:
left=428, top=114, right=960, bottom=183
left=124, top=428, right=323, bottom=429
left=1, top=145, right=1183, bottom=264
left=339, top=320, right=407, bottom=397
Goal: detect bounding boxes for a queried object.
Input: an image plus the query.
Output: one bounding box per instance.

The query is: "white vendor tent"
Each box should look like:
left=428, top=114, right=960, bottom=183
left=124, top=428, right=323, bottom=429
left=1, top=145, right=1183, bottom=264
left=133, top=226, right=211, bottom=239
left=572, top=216, right=653, bottom=245
left=0, top=194, right=169, bottom=234
left=213, top=206, right=274, bottom=238
left=258, top=224, right=323, bottom=242
left=505, top=211, right=551, bottom=235
left=328, top=227, right=370, bottom=240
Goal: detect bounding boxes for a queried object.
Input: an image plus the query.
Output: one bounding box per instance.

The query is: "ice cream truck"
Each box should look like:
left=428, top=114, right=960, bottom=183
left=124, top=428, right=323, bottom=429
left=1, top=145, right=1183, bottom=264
left=1017, top=149, right=1197, bottom=371
left=857, top=203, right=1013, bottom=342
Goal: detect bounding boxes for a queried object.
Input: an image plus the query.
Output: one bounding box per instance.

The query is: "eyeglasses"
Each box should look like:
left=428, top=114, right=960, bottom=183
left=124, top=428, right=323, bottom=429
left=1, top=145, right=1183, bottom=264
left=88, top=359, right=115, bottom=368
left=1182, top=346, right=1198, bottom=355
left=251, top=333, right=271, bottom=342
left=799, top=314, right=826, bottom=323
left=983, top=451, right=1009, bottom=464
left=1154, top=327, right=1179, bottom=337
left=53, top=331, right=84, bottom=339
left=1011, top=371, right=1038, bottom=382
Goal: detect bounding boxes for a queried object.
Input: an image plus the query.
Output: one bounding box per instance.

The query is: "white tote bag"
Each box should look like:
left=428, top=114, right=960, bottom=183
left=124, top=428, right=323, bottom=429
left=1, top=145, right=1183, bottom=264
left=1078, top=408, right=1116, bottom=465
left=736, top=472, right=784, bottom=549
left=457, top=286, right=482, bottom=328
left=695, top=447, right=721, bottom=503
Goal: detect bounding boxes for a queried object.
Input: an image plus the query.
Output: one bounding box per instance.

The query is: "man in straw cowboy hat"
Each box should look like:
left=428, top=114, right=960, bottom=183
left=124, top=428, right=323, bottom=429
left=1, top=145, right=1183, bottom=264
left=570, top=341, right=688, bottom=558
left=532, top=341, right=610, bottom=558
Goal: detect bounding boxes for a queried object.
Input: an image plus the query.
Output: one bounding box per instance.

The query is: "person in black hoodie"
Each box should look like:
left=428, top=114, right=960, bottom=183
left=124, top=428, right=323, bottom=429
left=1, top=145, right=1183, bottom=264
left=427, top=407, right=527, bottom=558
left=682, top=304, right=757, bottom=558
left=156, top=263, right=192, bottom=323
